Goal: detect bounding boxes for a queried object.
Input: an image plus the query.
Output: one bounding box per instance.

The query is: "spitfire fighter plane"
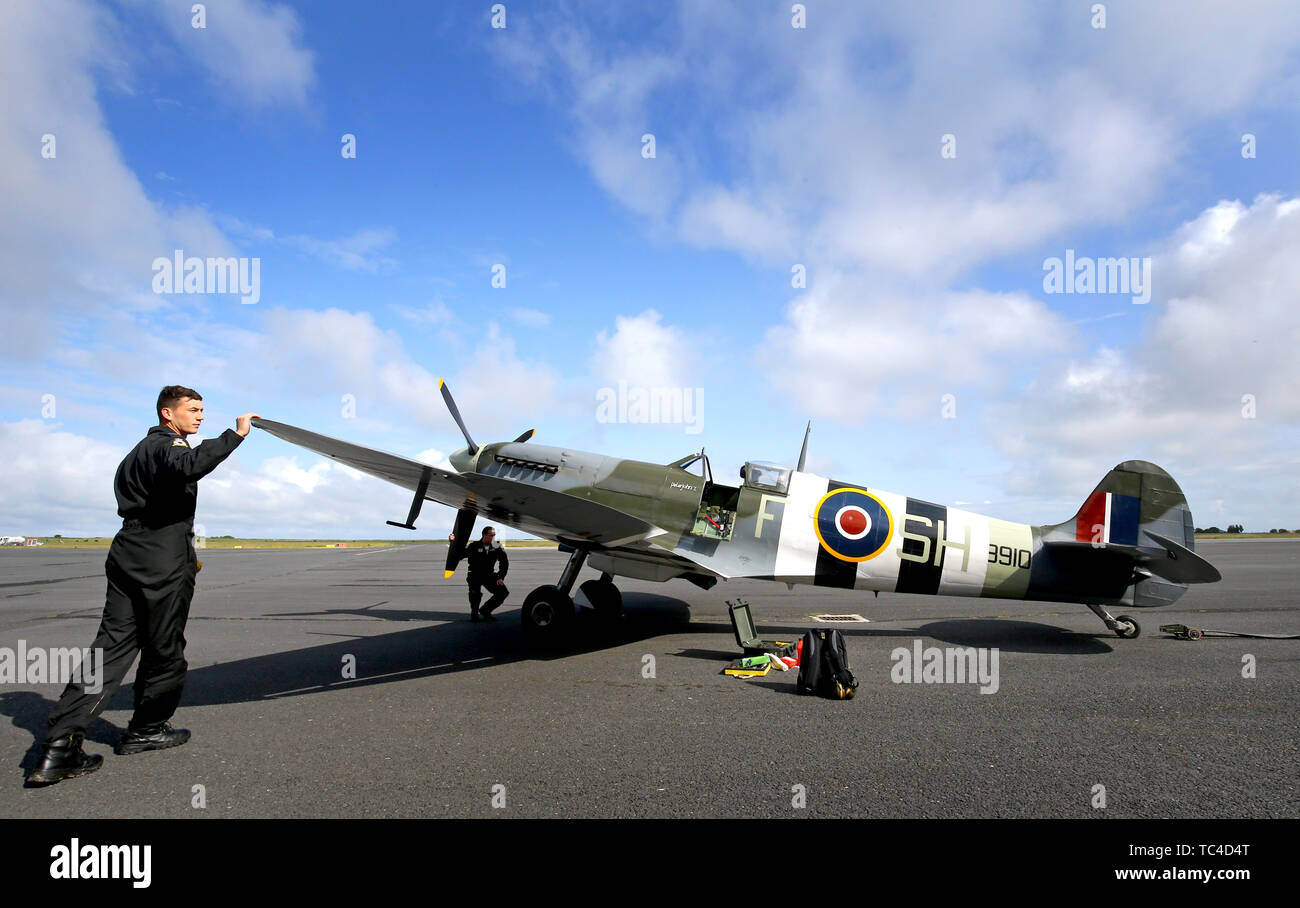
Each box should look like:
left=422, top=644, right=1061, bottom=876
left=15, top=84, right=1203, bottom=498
left=253, top=380, right=1220, bottom=641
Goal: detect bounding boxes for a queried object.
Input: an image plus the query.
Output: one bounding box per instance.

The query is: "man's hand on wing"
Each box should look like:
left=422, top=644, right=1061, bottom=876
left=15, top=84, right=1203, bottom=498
left=235, top=413, right=261, bottom=437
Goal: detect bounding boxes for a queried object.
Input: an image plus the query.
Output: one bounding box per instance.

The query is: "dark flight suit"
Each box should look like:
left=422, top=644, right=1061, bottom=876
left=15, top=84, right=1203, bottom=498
left=45, top=425, right=243, bottom=741
left=463, top=540, right=509, bottom=616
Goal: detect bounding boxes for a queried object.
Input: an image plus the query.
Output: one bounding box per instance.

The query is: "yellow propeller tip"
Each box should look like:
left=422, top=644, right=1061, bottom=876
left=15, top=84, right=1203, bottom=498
left=443, top=569, right=455, bottom=579
left=438, top=377, right=445, bottom=388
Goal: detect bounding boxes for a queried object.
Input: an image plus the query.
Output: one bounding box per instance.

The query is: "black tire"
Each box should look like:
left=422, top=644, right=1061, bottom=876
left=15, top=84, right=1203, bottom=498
left=579, top=578, right=622, bottom=622
left=521, top=585, right=575, bottom=635
left=1115, top=615, right=1141, bottom=639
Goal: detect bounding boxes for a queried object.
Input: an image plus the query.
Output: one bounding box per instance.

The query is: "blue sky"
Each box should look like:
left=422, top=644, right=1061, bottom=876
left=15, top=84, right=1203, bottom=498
left=2, top=0, right=1298, bottom=538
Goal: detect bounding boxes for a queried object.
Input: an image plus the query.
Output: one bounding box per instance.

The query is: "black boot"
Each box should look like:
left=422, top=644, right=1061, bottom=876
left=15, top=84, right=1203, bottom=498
left=115, top=722, right=190, bottom=755
left=27, top=732, right=104, bottom=785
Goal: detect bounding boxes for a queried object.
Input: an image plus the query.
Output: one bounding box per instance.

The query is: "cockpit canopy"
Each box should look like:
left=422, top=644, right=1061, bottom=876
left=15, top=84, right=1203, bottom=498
left=741, top=461, right=790, bottom=494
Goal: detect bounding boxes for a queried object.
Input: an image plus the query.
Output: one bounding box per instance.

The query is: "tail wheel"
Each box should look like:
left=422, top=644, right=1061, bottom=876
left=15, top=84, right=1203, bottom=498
left=579, top=578, right=622, bottom=623
left=1115, top=615, right=1141, bottom=638
left=521, top=585, right=575, bottom=635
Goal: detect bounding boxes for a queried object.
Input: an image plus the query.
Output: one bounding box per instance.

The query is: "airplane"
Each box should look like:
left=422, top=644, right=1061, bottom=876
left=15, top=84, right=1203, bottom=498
left=252, top=379, right=1221, bottom=641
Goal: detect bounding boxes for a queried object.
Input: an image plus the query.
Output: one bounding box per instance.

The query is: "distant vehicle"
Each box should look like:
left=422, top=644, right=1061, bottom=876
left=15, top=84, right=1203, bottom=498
left=255, top=380, right=1221, bottom=642
left=24, top=538, right=43, bottom=546
left=1, top=536, right=27, bottom=546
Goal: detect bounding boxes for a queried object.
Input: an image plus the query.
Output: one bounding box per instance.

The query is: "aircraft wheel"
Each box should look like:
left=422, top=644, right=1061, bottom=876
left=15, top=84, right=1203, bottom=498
left=521, top=585, right=575, bottom=636
left=579, top=578, right=622, bottom=623
left=1114, top=615, right=1141, bottom=639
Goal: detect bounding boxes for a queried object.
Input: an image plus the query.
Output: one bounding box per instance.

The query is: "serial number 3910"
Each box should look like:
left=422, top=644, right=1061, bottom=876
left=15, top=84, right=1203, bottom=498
left=988, top=544, right=1031, bottom=568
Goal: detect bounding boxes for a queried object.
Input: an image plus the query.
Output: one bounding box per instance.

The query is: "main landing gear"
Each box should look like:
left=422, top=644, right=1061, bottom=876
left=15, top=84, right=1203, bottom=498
left=520, top=549, right=622, bottom=639
left=1086, top=603, right=1141, bottom=638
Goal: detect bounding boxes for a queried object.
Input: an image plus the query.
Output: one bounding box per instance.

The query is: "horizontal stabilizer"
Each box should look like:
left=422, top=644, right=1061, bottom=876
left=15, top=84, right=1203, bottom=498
left=1141, top=531, right=1222, bottom=584
left=1042, top=532, right=1221, bottom=586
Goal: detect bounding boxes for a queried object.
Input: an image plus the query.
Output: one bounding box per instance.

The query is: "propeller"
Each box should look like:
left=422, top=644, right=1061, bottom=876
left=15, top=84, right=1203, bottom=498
left=439, top=378, right=537, bottom=454
left=439, top=378, right=478, bottom=455
left=444, top=506, right=477, bottom=578
left=437, top=378, right=533, bottom=578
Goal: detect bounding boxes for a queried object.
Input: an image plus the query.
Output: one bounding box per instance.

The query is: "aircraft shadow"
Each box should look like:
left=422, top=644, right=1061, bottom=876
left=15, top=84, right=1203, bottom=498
left=687, top=617, right=1114, bottom=656
left=263, top=600, right=470, bottom=623
left=4, top=597, right=1110, bottom=774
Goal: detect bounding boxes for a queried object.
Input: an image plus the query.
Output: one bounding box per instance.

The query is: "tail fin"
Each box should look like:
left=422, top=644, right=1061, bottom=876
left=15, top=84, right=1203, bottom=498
left=1038, top=461, right=1218, bottom=607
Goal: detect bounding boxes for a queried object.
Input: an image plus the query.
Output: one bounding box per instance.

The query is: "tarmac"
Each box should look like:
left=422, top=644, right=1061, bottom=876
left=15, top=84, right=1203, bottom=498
left=1, top=539, right=1296, bottom=818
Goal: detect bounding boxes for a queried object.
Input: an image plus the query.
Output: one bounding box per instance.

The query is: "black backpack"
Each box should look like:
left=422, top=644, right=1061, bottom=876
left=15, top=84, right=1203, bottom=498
left=796, top=628, right=858, bottom=700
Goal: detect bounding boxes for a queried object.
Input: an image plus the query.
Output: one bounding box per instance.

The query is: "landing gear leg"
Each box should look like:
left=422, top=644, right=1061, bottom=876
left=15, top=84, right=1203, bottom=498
left=521, top=548, right=588, bottom=638
left=1087, top=603, right=1141, bottom=639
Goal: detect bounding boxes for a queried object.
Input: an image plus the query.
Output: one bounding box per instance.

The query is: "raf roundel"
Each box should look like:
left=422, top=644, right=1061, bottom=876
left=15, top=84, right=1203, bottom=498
left=814, top=487, right=893, bottom=562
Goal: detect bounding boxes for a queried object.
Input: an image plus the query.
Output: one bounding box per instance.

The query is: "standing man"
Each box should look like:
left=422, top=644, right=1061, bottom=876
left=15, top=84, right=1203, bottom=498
left=462, top=526, right=509, bottom=622
left=28, top=386, right=258, bottom=785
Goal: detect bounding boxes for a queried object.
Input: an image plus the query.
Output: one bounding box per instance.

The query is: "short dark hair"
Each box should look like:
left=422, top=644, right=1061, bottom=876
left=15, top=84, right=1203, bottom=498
left=157, top=385, right=201, bottom=421
left=481, top=526, right=495, bottom=537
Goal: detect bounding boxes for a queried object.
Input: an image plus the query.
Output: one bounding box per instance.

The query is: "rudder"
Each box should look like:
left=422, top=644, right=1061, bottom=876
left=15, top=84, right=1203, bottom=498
left=1041, top=461, right=1201, bottom=607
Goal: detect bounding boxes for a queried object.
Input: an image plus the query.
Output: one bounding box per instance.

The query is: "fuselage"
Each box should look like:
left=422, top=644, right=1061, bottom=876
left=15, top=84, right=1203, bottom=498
left=454, top=440, right=1070, bottom=604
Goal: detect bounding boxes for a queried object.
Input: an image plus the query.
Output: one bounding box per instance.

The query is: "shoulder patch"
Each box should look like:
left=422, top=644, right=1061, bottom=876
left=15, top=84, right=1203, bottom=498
left=172, top=439, right=189, bottom=447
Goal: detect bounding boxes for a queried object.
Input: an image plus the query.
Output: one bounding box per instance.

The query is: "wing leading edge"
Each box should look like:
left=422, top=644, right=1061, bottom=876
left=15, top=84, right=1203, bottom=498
left=252, top=417, right=669, bottom=550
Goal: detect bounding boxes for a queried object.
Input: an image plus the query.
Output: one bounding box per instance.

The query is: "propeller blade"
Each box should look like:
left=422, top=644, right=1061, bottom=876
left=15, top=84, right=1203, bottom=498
left=797, top=420, right=811, bottom=472
left=444, top=506, right=477, bottom=578
left=512, top=428, right=535, bottom=443
left=438, top=378, right=478, bottom=455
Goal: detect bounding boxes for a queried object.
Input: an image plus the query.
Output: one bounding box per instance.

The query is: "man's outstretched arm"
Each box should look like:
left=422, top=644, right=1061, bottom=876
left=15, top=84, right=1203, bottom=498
left=160, top=412, right=259, bottom=481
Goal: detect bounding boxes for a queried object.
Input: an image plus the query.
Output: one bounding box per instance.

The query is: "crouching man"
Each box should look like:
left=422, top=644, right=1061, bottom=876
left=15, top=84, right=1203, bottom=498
left=463, top=526, right=508, bottom=622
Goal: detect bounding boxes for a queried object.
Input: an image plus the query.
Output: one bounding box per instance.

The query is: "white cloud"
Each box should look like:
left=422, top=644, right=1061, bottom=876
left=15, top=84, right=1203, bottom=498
left=256, top=455, right=332, bottom=494
left=148, top=0, right=315, bottom=109
left=0, top=0, right=316, bottom=362
left=394, top=301, right=456, bottom=327
left=510, top=307, right=552, bottom=328
left=450, top=323, right=561, bottom=435
left=493, top=1, right=1300, bottom=280
left=0, top=420, right=122, bottom=535
left=281, top=228, right=398, bottom=274
left=590, top=310, right=693, bottom=391
left=759, top=276, right=1071, bottom=422
left=219, top=218, right=399, bottom=273
left=988, top=195, right=1300, bottom=527
left=494, top=19, right=685, bottom=223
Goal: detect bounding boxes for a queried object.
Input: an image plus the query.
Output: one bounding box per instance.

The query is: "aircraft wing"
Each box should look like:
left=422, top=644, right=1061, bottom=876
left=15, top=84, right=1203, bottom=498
left=252, top=418, right=666, bottom=548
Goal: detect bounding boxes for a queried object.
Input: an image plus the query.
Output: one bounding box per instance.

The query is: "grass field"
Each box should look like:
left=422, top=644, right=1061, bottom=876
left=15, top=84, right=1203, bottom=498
left=1194, top=533, right=1300, bottom=540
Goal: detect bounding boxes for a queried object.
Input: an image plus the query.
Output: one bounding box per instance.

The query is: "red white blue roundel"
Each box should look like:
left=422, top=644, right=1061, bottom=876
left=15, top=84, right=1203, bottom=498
left=813, top=487, right=893, bottom=562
